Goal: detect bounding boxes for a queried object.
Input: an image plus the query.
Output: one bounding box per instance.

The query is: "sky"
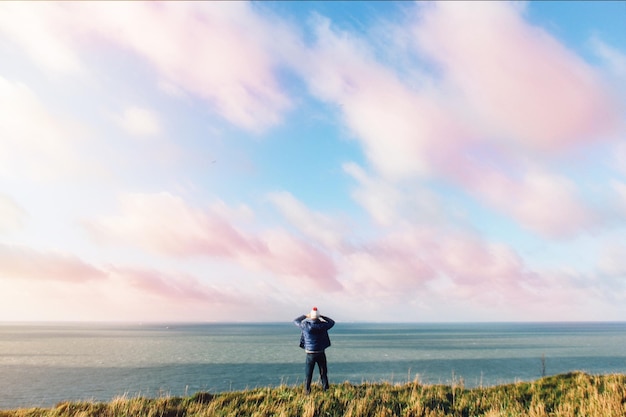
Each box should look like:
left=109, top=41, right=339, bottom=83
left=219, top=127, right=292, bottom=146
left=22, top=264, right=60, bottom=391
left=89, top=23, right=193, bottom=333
left=0, top=1, right=625, bottom=323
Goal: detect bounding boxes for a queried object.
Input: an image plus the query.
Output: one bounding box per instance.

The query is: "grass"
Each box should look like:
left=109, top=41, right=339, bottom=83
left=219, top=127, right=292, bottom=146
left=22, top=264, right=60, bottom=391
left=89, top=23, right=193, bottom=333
left=1, top=372, right=625, bottom=417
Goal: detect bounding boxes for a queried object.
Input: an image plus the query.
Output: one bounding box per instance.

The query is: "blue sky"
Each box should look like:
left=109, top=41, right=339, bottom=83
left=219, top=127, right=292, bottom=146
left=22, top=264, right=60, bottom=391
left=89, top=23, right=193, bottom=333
left=0, top=1, right=625, bottom=322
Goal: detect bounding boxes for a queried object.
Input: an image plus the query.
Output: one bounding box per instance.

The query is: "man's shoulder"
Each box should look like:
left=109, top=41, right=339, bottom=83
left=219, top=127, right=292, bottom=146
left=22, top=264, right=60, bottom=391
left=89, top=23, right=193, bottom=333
left=308, top=321, right=332, bottom=330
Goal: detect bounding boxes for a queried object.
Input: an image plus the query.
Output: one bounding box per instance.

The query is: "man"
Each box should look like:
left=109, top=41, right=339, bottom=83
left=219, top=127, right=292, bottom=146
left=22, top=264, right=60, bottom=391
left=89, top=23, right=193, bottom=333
left=293, top=307, right=335, bottom=394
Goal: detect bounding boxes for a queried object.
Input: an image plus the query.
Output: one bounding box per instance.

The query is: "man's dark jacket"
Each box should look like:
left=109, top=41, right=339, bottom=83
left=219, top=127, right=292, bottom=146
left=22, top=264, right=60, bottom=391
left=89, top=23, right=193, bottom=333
left=294, top=315, right=335, bottom=352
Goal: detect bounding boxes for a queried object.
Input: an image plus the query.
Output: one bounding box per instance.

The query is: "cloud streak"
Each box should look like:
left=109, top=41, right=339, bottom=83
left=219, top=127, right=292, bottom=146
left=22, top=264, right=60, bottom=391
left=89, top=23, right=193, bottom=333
left=0, top=244, right=106, bottom=283
left=73, top=1, right=294, bottom=133
left=84, top=192, right=342, bottom=291
left=412, top=1, right=620, bottom=151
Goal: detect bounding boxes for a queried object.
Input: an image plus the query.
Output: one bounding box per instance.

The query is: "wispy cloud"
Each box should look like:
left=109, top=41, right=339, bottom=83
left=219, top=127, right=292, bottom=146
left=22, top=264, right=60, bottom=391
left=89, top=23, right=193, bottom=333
left=267, top=191, right=348, bottom=249
left=590, top=35, right=626, bottom=79
left=0, top=244, right=106, bottom=283
left=71, top=2, right=294, bottom=133
left=109, top=266, right=234, bottom=304
left=412, top=1, right=620, bottom=150
left=84, top=192, right=342, bottom=291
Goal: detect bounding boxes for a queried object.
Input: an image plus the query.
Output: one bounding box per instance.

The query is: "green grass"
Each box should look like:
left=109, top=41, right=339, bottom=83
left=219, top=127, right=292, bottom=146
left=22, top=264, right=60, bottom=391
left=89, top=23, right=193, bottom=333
left=2, top=372, right=625, bottom=417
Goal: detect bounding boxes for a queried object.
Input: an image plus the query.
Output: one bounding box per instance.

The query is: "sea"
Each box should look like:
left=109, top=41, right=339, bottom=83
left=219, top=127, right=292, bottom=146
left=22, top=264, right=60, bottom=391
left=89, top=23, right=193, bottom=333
left=1, top=321, right=626, bottom=409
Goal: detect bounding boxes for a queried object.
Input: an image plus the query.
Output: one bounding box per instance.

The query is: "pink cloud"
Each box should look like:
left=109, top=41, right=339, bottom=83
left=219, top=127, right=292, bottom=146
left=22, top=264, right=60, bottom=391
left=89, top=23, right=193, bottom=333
left=0, top=240, right=269, bottom=320
left=431, top=236, right=539, bottom=304
left=85, top=192, right=341, bottom=290
left=109, top=267, right=231, bottom=304
left=267, top=191, right=348, bottom=249
left=342, top=240, right=436, bottom=298
left=412, top=1, right=620, bottom=151
left=343, top=162, right=455, bottom=228
left=0, top=244, right=106, bottom=283
left=253, top=230, right=341, bottom=291
left=303, top=15, right=468, bottom=181
left=339, top=226, right=540, bottom=308
left=84, top=192, right=261, bottom=257
left=0, top=258, right=263, bottom=322
left=69, top=2, right=293, bottom=133
left=456, top=162, right=597, bottom=238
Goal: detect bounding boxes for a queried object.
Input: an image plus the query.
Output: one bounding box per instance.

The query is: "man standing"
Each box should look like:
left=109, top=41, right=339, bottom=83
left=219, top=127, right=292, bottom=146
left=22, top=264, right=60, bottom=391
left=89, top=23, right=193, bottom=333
left=293, top=307, right=335, bottom=394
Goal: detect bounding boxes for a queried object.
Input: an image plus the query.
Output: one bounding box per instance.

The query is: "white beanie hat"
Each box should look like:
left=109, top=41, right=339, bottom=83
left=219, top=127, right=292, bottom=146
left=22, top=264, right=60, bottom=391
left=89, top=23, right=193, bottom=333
left=310, top=307, right=319, bottom=319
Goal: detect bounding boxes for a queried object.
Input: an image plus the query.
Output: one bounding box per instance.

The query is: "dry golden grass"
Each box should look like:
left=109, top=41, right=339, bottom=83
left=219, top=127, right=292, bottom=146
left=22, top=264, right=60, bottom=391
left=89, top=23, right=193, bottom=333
left=1, top=372, right=625, bottom=417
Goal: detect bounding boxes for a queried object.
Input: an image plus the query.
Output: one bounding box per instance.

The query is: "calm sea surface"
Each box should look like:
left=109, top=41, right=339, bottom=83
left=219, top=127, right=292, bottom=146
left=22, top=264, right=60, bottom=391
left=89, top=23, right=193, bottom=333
left=1, top=322, right=626, bottom=409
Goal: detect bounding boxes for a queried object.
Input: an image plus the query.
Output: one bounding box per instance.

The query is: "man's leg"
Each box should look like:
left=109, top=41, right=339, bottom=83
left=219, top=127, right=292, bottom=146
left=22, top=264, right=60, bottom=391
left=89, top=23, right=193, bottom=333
left=304, top=354, right=315, bottom=394
left=317, top=352, right=329, bottom=390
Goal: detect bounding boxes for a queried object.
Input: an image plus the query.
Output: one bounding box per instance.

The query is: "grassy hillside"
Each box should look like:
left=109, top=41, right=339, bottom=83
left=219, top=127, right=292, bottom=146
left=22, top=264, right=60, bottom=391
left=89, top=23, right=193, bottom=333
left=2, top=372, right=625, bottom=417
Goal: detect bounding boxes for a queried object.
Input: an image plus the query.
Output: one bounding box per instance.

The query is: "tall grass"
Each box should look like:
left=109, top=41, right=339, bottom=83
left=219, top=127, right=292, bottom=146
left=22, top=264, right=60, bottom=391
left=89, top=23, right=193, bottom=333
left=1, top=372, right=625, bottom=417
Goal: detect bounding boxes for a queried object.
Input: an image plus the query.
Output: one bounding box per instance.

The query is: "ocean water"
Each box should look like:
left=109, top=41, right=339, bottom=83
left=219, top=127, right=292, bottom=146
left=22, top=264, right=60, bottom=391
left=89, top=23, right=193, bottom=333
left=1, top=322, right=626, bottom=409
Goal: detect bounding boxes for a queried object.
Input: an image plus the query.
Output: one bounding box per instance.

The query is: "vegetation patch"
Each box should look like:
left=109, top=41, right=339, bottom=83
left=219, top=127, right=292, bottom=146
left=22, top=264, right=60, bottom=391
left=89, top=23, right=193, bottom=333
left=1, top=372, right=625, bottom=417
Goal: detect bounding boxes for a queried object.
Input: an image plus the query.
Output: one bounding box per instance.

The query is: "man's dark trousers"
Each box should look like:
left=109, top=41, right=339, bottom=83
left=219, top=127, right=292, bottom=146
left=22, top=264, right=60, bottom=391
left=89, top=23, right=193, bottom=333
left=305, top=351, right=328, bottom=393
